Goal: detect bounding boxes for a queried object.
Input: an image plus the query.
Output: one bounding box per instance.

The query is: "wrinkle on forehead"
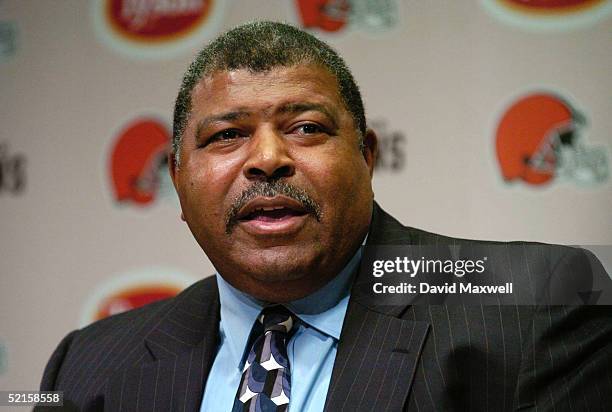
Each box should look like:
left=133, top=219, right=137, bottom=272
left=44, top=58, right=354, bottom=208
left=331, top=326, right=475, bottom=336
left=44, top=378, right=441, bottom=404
left=192, top=64, right=345, bottom=102
left=188, top=65, right=348, bottom=126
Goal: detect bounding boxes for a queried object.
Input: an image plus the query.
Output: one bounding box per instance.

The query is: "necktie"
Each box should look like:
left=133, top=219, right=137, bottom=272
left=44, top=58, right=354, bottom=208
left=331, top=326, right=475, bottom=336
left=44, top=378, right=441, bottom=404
left=232, top=306, right=296, bottom=412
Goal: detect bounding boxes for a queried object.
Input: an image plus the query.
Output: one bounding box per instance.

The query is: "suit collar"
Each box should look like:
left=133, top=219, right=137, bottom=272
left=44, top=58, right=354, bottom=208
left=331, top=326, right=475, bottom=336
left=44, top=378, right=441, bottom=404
left=368, top=201, right=419, bottom=246
left=323, top=202, right=431, bottom=411
left=106, top=277, right=220, bottom=412
left=142, top=276, right=220, bottom=360
left=356, top=201, right=453, bottom=315
left=355, top=202, right=418, bottom=317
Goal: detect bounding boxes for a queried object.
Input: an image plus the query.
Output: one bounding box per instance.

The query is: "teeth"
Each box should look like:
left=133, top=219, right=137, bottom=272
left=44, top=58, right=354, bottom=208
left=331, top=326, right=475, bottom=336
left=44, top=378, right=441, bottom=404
left=256, top=206, right=287, bottom=212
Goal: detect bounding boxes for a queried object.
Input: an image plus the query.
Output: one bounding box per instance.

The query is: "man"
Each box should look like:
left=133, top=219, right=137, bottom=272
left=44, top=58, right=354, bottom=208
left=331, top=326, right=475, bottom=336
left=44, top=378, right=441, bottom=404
left=41, top=21, right=611, bottom=411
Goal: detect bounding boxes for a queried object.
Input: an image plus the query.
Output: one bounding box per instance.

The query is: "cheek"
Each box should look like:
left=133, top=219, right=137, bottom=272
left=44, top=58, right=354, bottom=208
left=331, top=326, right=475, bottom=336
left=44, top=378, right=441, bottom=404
left=299, top=153, right=368, bottom=206
left=183, top=154, right=244, bottom=197
left=176, top=163, right=241, bottom=233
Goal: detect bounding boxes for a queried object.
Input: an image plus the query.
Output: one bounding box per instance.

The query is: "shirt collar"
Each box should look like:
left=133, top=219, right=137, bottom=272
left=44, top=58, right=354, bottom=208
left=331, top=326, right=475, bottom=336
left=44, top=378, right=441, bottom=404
left=215, top=239, right=365, bottom=367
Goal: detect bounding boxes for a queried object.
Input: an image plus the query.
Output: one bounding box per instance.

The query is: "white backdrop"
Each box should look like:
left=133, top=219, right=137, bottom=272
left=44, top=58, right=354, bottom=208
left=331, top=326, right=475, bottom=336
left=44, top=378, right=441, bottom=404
left=1, top=0, right=611, bottom=400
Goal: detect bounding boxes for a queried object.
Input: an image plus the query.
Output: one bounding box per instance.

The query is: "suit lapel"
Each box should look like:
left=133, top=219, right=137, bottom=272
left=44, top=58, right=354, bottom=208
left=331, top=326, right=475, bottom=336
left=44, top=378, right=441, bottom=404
left=324, top=203, right=432, bottom=412
left=105, top=278, right=220, bottom=412
left=324, top=299, right=429, bottom=412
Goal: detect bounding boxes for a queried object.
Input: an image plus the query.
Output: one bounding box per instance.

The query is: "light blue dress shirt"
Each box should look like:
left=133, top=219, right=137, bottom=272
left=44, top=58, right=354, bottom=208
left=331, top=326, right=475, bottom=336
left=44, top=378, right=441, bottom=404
left=200, top=246, right=363, bottom=412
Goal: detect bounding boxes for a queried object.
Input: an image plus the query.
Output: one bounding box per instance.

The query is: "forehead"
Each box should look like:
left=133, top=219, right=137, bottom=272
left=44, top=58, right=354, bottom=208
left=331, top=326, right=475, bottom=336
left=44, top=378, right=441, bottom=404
left=189, top=64, right=346, bottom=116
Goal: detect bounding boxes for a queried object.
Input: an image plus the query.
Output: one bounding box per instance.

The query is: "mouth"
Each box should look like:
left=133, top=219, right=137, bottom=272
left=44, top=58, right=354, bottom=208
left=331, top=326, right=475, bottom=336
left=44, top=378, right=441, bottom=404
left=240, top=206, right=307, bottom=222
left=235, top=196, right=310, bottom=235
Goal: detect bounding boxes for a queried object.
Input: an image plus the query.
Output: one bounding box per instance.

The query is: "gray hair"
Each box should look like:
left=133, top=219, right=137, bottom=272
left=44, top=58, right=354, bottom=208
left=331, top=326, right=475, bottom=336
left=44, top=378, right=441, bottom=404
left=172, top=20, right=366, bottom=165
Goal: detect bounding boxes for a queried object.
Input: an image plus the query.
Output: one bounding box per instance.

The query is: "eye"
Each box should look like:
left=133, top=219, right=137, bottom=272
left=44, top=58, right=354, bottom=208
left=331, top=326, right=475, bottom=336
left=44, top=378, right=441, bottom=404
left=292, top=123, right=325, bottom=135
left=204, top=129, right=246, bottom=146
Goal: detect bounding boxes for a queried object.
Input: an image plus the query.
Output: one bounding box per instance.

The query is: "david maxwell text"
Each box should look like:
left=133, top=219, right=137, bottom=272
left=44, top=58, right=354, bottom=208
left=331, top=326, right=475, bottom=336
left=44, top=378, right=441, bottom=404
left=373, top=282, right=514, bottom=295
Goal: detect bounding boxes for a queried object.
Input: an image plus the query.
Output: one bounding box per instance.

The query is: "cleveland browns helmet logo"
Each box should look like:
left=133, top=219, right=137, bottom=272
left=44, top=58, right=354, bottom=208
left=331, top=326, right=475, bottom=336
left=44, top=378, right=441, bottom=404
left=109, top=118, right=172, bottom=206
left=495, top=92, right=608, bottom=185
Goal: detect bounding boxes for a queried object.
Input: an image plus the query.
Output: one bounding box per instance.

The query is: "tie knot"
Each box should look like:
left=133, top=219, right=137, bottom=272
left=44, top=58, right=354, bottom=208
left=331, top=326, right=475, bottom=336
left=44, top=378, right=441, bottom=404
left=259, top=305, right=295, bottom=334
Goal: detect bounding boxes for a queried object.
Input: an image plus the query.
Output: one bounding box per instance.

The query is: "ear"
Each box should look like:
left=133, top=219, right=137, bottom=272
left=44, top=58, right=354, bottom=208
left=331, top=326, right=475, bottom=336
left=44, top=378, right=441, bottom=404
left=361, top=128, right=378, bottom=177
left=168, top=151, right=186, bottom=222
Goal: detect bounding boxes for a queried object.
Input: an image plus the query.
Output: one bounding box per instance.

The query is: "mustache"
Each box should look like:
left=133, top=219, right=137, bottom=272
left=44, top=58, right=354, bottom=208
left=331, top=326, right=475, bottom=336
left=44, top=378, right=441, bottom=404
left=225, top=180, right=322, bottom=234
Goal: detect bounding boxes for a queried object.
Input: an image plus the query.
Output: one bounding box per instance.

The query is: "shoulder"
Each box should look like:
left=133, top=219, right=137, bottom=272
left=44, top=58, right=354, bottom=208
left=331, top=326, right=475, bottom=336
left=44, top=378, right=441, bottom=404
left=372, top=201, right=592, bottom=252
left=370, top=201, right=511, bottom=245
left=41, top=276, right=219, bottom=390
left=77, top=275, right=218, bottom=340
left=371, top=203, right=607, bottom=298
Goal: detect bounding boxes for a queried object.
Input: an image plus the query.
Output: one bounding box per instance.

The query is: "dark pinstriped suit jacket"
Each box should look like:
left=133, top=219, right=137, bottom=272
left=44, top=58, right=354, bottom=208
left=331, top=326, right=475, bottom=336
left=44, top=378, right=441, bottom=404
left=41, top=203, right=612, bottom=411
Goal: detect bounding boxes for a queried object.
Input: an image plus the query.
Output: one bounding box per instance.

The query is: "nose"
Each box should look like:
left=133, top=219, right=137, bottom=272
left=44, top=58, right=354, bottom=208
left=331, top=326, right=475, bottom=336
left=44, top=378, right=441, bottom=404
left=243, top=127, right=295, bottom=180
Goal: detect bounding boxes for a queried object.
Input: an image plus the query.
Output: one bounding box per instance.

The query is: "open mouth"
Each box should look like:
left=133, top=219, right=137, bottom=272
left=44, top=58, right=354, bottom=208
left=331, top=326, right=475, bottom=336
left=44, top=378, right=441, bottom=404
left=234, top=196, right=311, bottom=235
left=239, top=206, right=307, bottom=223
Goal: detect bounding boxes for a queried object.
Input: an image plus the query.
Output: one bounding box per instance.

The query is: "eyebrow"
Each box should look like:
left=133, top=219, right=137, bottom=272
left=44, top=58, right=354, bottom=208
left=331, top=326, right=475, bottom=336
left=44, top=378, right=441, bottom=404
left=277, top=102, right=339, bottom=128
left=195, top=110, right=251, bottom=138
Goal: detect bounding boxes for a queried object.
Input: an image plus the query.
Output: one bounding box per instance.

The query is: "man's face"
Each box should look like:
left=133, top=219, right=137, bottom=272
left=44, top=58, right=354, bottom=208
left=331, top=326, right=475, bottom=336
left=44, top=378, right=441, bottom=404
left=170, top=64, right=376, bottom=302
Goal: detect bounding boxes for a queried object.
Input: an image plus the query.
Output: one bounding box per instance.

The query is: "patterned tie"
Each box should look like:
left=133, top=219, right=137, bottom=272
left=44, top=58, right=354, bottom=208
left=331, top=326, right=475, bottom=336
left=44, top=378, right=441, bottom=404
left=232, top=306, right=296, bottom=412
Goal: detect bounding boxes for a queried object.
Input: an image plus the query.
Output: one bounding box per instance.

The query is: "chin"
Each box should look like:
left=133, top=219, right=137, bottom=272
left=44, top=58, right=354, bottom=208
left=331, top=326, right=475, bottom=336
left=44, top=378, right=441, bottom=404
left=241, top=249, right=322, bottom=283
